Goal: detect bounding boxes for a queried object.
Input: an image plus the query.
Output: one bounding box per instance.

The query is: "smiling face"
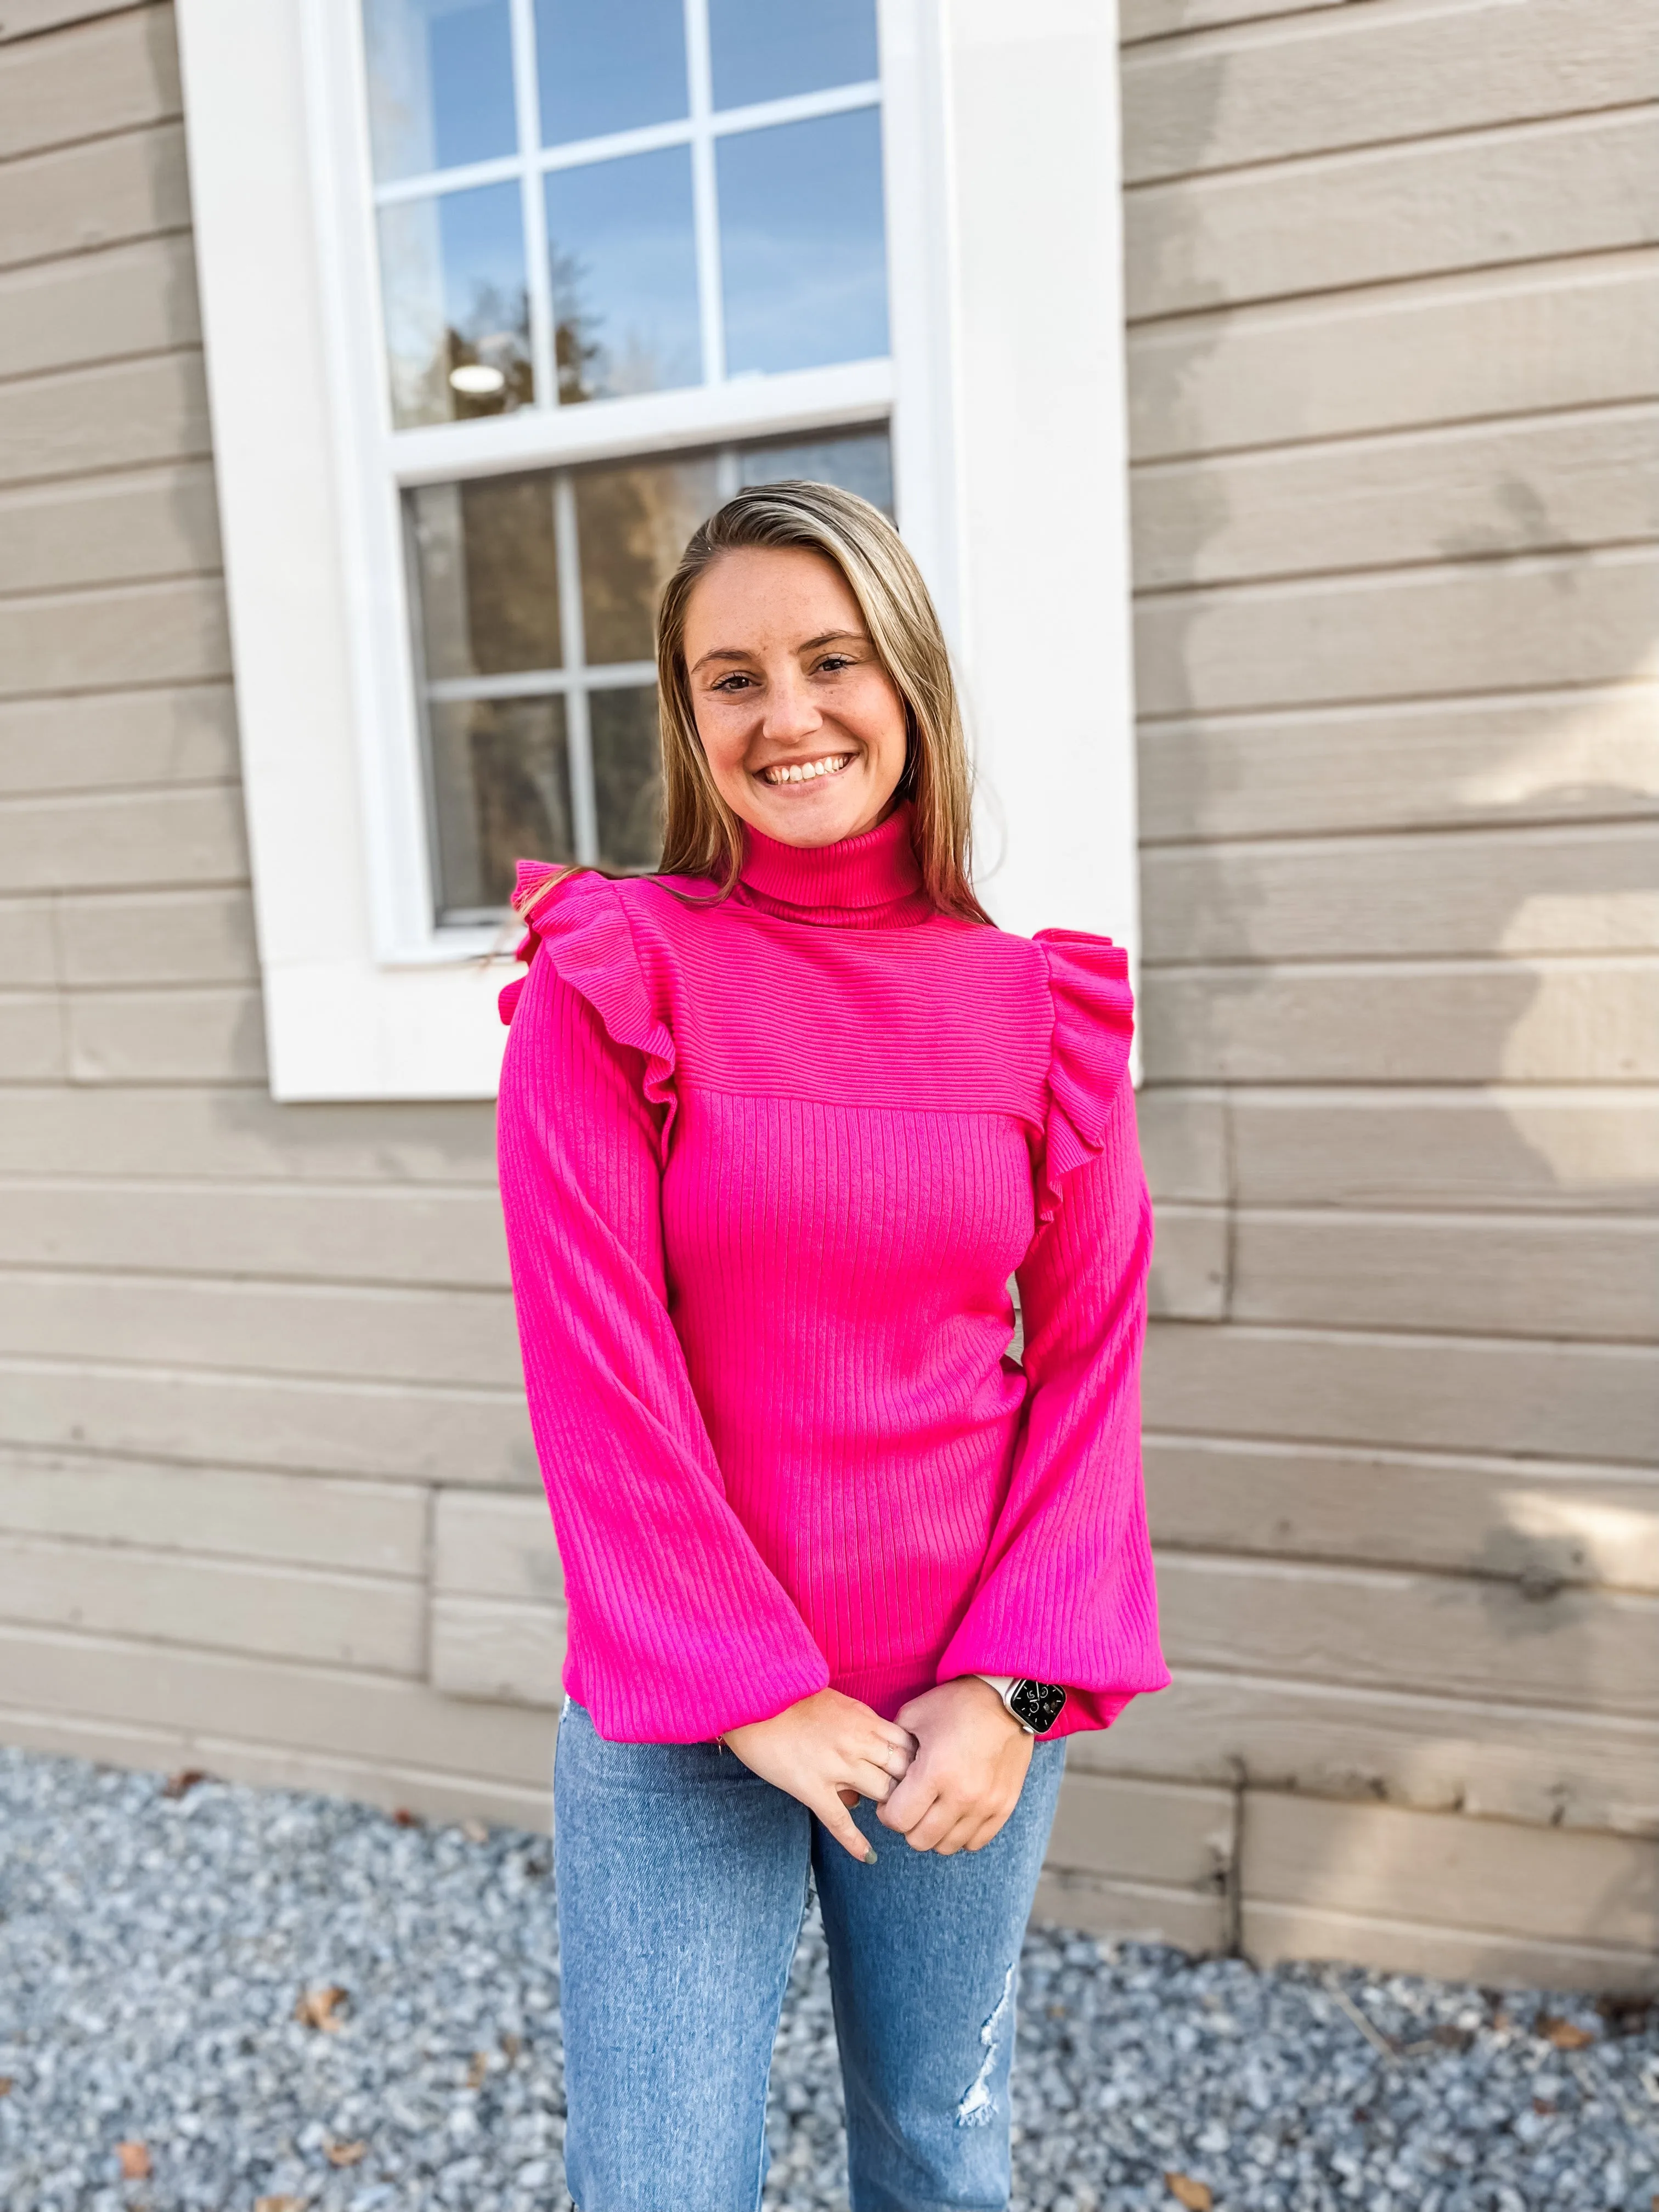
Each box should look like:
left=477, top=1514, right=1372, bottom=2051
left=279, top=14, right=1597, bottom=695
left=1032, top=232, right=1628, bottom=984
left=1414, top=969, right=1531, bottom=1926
left=681, top=544, right=910, bottom=848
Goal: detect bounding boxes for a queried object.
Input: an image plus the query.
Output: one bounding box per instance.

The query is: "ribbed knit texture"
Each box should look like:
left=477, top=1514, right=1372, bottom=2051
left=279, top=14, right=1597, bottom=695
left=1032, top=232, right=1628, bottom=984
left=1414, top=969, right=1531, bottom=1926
left=495, top=800, right=1169, bottom=1745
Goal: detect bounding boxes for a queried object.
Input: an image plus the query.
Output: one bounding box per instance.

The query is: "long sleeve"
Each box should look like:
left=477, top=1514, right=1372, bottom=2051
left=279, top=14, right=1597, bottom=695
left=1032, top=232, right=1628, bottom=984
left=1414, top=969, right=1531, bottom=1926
left=936, top=933, right=1170, bottom=1735
left=495, top=870, right=831, bottom=1742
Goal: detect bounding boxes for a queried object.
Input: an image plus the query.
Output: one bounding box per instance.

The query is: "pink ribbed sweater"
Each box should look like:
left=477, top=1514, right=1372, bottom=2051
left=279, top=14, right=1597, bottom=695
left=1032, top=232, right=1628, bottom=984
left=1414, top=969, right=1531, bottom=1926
left=495, top=800, right=1167, bottom=1745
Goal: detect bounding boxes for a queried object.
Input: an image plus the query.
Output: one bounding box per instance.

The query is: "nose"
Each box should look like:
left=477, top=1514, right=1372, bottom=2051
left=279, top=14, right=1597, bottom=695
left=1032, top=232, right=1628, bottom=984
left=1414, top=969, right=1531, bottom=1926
left=760, top=664, right=822, bottom=746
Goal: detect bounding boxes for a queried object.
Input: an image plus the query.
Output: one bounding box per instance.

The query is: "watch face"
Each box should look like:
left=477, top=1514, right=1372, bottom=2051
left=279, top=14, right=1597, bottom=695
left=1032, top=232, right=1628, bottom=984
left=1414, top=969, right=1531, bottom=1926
left=1011, top=1680, right=1066, bottom=1733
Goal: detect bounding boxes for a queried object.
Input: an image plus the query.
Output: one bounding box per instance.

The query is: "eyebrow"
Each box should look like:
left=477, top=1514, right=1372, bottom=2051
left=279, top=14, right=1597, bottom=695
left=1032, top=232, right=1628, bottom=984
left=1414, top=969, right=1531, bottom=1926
left=690, top=629, right=868, bottom=675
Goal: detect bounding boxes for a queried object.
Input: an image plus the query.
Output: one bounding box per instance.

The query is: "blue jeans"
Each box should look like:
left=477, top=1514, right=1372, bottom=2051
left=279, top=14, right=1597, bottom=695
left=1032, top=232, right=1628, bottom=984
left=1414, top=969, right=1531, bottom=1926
left=553, top=1699, right=1066, bottom=2212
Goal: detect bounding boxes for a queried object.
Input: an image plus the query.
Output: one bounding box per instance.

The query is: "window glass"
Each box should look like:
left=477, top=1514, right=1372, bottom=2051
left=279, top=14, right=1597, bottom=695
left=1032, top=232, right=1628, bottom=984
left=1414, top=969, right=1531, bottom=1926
left=428, top=696, right=574, bottom=915
left=546, top=147, right=702, bottom=402
left=575, top=456, right=721, bottom=663
left=590, top=689, right=664, bottom=871
left=410, top=475, right=562, bottom=681
left=718, top=109, right=888, bottom=376
left=535, top=0, right=688, bottom=146
left=738, top=430, right=892, bottom=514
left=365, top=0, right=518, bottom=180
left=378, top=183, right=533, bottom=427
left=708, top=0, right=879, bottom=111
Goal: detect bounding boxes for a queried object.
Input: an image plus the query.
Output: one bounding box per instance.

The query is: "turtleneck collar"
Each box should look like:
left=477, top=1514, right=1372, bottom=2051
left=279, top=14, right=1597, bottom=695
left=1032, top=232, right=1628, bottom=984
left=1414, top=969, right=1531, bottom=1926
left=735, top=799, right=935, bottom=929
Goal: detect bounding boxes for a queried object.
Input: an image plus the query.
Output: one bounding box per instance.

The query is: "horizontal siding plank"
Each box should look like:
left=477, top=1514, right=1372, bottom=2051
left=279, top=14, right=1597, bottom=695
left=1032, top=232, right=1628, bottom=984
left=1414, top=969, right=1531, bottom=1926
left=430, top=1593, right=565, bottom=1708
left=0, top=993, right=64, bottom=1078
left=0, top=1084, right=498, bottom=1182
left=55, top=885, right=257, bottom=985
left=1047, top=1768, right=1234, bottom=1889
left=0, top=1619, right=556, bottom=1784
left=0, top=1355, right=538, bottom=1486
left=1125, top=108, right=1659, bottom=320
left=0, top=1444, right=426, bottom=1572
left=1142, top=956, right=1659, bottom=1084
left=1147, top=1436, right=1659, bottom=1592
left=1, top=2, right=150, bottom=38
left=1129, top=252, right=1659, bottom=462
left=1132, top=405, right=1659, bottom=591
left=0, top=1703, right=555, bottom=1835
left=1078, top=1664, right=1659, bottom=1834
left=1157, top=1550, right=1659, bottom=1718
left=0, top=2, right=179, bottom=161
left=1122, top=0, right=1658, bottom=185
left=1031, top=1869, right=1224, bottom=1950
left=0, top=233, right=199, bottom=381
left=66, top=982, right=266, bottom=1082
left=0, top=575, right=230, bottom=694
left=1227, top=1089, right=1659, bottom=1212
left=0, top=683, right=237, bottom=794
left=0, top=1529, right=424, bottom=1674
left=0, top=1176, right=509, bottom=1284
left=0, top=785, right=245, bottom=887
left=1148, top=1201, right=1229, bottom=1320
left=1144, top=1318, right=1657, bottom=1463
left=1137, top=1085, right=1228, bottom=1203
left=1243, top=1895, right=1658, bottom=1993
left=1244, top=1788, right=1659, bottom=1953
left=0, top=117, right=190, bottom=271
left=0, top=898, right=55, bottom=985
left=1143, top=823, right=1659, bottom=962
left=1134, top=546, right=1658, bottom=717
left=0, top=1269, right=521, bottom=1388
left=0, top=350, right=211, bottom=488
left=1138, top=684, right=1659, bottom=842
left=433, top=1488, right=563, bottom=1603
left=1231, top=1207, right=1659, bottom=1339
left=0, top=460, right=222, bottom=595
left=1121, top=0, right=1343, bottom=41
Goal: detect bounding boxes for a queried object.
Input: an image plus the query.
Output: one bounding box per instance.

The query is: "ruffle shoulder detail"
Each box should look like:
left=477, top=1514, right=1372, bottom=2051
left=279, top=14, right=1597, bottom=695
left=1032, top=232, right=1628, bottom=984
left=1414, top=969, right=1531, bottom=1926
left=1031, top=928, right=1135, bottom=1226
left=501, top=862, right=678, bottom=1159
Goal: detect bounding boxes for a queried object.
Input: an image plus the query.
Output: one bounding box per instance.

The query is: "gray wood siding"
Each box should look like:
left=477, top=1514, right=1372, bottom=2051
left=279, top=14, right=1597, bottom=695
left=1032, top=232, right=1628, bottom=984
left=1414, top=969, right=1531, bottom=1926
left=0, top=0, right=1654, bottom=1988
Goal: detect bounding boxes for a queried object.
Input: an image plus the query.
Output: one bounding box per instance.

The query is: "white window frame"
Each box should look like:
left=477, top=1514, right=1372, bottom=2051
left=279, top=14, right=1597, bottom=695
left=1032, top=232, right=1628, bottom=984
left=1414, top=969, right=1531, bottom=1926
left=176, top=0, right=1137, bottom=1101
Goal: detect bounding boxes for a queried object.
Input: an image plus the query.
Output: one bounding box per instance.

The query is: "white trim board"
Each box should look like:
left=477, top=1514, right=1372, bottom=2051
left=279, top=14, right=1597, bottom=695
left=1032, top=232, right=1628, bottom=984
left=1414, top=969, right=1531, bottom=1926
left=174, top=0, right=1136, bottom=1099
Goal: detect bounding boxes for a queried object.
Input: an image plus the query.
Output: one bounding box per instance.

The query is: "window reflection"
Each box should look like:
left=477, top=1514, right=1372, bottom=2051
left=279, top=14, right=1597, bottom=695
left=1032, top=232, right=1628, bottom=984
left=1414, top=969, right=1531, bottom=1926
left=428, top=696, right=574, bottom=915
left=378, top=183, right=533, bottom=427
left=575, top=456, right=721, bottom=663
left=410, top=475, right=562, bottom=680
left=718, top=109, right=888, bottom=376
left=708, top=0, right=879, bottom=111
left=546, top=147, right=702, bottom=401
left=365, top=0, right=518, bottom=180
left=536, top=0, right=688, bottom=145
left=590, top=688, right=664, bottom=871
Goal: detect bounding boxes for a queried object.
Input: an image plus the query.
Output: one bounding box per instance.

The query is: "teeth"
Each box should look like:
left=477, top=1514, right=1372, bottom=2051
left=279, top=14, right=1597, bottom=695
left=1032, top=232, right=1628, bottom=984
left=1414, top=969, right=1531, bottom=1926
left=761, top=754, right=851, bottom=786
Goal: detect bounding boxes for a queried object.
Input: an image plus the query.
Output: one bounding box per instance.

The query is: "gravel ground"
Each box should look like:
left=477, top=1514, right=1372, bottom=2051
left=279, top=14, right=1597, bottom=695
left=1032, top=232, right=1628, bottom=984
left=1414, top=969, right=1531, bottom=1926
left=1, top=1749, right=1655, bottom=2212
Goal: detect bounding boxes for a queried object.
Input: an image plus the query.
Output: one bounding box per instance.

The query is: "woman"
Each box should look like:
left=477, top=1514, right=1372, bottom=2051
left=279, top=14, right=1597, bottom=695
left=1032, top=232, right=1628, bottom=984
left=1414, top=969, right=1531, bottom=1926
left=496, top=481, right=1167, bottom=2212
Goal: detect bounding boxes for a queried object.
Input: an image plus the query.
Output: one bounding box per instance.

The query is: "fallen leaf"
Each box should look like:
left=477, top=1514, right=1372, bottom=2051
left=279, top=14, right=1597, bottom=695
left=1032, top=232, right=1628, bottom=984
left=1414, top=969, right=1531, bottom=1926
left=460, top=1818, right=489, bottom=1844
left=1537, top=2011, right=1594, bottom=2050
left=1533, top=2097, right=1556, bottom=2116
left=1599, top=1993, right=1654, bottom=2036
left=500, top=2031, right=522, bottom=2061
left=0, top=2078, right=11, bottom=2097
left=255, top=2198, right=304, bottom=2212
left=116, top=2142, right=151, bottom=2180
left=162, top=1769, right=208, bottom=1799
left=392, top=1807, right=421, bottom=1827
left=294, top=1984, right=349, bottom=2032
left=1165, top=2176, right=1212, bottom=2211
left=466, top=2050, right=489, bottom=2089
left=325, top=2140, right=367, bottom=2168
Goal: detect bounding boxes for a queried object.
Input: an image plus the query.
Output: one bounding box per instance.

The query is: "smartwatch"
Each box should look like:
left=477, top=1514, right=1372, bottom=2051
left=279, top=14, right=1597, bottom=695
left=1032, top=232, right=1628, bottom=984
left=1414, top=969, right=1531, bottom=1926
left=974, top=1675, right=1067, bottom=1735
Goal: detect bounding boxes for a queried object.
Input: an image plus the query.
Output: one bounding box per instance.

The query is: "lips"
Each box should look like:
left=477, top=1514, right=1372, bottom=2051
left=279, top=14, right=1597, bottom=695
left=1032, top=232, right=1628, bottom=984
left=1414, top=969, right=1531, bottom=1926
left=758, top=752, right=853, bottom=787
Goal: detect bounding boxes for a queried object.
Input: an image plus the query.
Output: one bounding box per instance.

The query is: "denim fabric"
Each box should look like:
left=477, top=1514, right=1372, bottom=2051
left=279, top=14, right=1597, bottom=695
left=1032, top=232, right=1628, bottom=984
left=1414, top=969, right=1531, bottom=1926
left=554, top=1699, right=1065, bottom=2212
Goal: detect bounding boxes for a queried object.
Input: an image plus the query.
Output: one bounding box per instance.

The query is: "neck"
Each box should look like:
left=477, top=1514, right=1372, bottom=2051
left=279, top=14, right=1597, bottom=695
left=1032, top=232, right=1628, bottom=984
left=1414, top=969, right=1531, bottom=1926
left=734, top=800, right=934, bottom=929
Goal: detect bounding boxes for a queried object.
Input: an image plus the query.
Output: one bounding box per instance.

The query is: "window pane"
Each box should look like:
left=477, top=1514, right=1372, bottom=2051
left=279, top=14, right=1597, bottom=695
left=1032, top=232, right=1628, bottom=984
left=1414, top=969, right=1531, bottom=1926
left=574, top=454, right=721, bottom=664
left=546, top=147, right=701, bottom=402
left=428, top=696, right=573, bottom=917
left=408, top=476, right=562, bottom=681
left=379, top=183, right=533, bottom=427
left=535, top=0, right=688, bottom=146
left=708, top=0, right=878, bottom=111
left=591, top=687, right=663, bottom=871
left=718, top=109, right=887, bottom=377
left=364, top=0, right=518, bottom=180
left=737, top=429, right=893, bottom=515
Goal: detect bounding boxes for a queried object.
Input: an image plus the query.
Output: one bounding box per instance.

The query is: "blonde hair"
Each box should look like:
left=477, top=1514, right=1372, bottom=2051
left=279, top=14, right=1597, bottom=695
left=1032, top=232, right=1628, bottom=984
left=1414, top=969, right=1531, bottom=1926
left=514, top=479, right=991, bottom=927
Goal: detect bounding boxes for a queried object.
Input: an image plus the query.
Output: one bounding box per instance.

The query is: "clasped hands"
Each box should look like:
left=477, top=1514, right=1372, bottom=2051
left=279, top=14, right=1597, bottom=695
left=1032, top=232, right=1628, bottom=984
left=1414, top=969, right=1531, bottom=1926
left=721, top=1678, right=1034, bottom=1863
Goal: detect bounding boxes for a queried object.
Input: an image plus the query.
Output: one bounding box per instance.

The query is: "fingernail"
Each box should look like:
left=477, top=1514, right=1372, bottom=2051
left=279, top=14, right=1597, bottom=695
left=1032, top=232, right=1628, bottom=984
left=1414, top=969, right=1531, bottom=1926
left=864, top=1844, right=878, bottom=1864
